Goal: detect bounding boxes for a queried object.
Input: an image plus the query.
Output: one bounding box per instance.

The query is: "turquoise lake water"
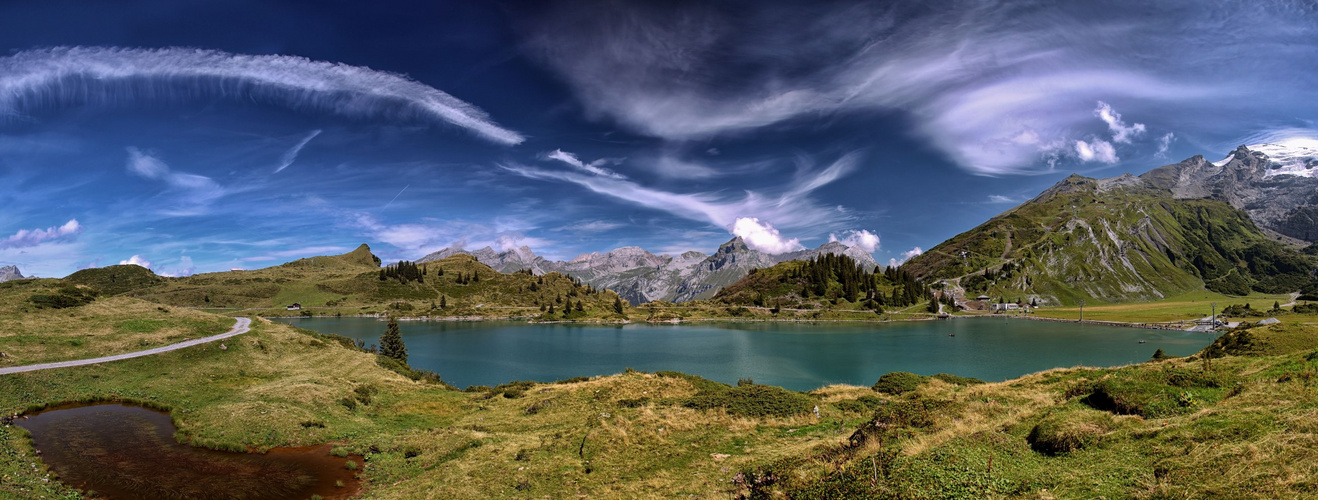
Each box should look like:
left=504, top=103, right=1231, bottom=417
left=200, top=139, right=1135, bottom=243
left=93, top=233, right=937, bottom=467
left=277, top=317, right=1218, bottom=391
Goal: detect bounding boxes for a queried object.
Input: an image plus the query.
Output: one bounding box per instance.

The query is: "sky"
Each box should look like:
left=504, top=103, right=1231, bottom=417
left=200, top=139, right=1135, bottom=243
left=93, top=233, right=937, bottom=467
left=1, top=0, right=1316, bottom=278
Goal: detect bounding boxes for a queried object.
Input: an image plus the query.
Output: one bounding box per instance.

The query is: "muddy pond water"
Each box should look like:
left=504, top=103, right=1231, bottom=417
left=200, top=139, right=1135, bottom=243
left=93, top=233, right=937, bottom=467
left=16, top=404, right=359, bottom=500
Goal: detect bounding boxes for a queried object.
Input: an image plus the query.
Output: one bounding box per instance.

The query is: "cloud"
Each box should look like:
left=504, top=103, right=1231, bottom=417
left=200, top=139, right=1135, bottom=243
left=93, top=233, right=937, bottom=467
left=1155, top=132, right=1175, bottom=158
left=515, top=2, right=1315, bottom=174
left=1094, top=101, right=1145, bottom=144
left=651, top=155, right=721, bottom=179
left=0, top=46, right=523, bottom=145
left=888, top=246, right=923, bottom=268
left=240, top=245, right=351, bottom=262
left=0, top=219, right=81, bottom=249
left=544, top=149, right=626, bottom=179
left=554, top=220, right=625, bottom=233
left=158, top=256, right=196, bottom=277
left=126, top=147, right=227, bottom=207
left=829, top=229, right=880, bottom=252
left=274, top=129, right=322, bottom=173
left=501, top=151, right=858, bottom=236
left=988, top=195, right=1019, bottom=204
left=732, top=217, right=803, bottom=254
left=1074, top=139, right=1118, bottom=164
left=119, top=254, right=152, bottom=269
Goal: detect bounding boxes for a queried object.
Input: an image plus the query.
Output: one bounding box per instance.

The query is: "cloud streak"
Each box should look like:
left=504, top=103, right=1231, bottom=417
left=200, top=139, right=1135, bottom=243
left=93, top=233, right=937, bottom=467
left=501, top=152, right=859, bottom=238
left=544, top=149, right=625, bottom=178
left=0, top=46, right=524, bottom=145
left=274, top=129, right=322, bottom=173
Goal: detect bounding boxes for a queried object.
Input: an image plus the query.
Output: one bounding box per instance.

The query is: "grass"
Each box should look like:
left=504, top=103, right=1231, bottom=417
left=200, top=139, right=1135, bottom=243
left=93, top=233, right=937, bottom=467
left=0, top=279, right=233, bottom=367
left=1033, top=289, right=1295, bottom=323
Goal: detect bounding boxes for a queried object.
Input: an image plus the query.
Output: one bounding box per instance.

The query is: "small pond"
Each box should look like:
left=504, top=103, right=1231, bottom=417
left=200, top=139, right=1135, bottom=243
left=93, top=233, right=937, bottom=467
left=16, top=404, right=359, bottom=500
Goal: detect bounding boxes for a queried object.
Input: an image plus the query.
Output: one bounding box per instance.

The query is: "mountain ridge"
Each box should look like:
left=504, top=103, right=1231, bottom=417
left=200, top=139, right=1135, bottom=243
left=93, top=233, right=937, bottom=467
left=418, top=237, right=880, bottom=304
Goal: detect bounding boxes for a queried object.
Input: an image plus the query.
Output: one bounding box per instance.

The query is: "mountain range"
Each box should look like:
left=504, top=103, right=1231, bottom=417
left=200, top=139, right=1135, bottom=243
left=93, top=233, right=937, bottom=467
left=0, top=265, right=23, bottom=283
left=418, top=237, right=880, bottom=304
left=904, top=144, right=1318, bottom=305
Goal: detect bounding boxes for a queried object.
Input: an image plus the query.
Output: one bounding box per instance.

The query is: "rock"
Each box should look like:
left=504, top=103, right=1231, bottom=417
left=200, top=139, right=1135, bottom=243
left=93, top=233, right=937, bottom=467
left=1259, top=318, right=1281, bottom=325
left=0, top=265, right=23, bottom=283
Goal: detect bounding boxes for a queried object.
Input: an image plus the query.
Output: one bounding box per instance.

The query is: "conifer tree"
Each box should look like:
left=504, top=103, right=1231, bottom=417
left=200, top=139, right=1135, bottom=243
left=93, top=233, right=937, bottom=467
left=379, top=317, right=407, bottom=364
left=613, top=296, right=625, bottom=314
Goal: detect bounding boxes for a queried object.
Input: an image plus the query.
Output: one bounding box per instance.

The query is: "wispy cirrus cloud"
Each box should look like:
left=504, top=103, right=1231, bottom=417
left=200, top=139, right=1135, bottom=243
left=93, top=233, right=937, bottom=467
left=0, top=46, right=524, bottom=145
left=0, top=219, right=81, bottom=249
left=502, top=151, right=860, bottom=250
left=544, top=149, right=625, bottom=179
left=517, top=1, right=1317, bottom=174
left=126, top=147, right=227, bottom=212
left=273, top=129, right=322, bottom=173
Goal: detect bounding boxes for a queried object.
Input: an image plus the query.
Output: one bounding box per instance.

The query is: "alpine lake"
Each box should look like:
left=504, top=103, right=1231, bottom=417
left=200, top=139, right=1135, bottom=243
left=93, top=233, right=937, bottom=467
left=276, top=317, right=1219, bottom=391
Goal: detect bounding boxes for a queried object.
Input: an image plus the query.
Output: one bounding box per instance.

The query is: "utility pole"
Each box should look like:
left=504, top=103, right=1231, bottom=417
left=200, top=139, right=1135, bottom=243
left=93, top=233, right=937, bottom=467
left=1211, top=302, right=1216, bottom=329
left=1078, top=299, right=1085, bottom=323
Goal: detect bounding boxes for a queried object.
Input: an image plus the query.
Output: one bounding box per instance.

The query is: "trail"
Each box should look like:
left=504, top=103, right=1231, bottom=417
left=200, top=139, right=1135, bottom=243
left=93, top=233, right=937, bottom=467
left=0, top=317, right=251, bottom=375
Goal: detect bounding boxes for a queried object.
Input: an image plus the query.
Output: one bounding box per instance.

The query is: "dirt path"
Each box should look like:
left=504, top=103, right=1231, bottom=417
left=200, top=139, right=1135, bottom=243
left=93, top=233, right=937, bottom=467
left=1283, top=292, right=1302, bottom=308
left=0, top=317, right=251, bottom=375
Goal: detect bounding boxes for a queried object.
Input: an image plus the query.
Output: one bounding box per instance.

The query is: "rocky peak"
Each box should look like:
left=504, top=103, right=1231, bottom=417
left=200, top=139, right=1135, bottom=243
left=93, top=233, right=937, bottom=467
left=0, top=265, right=23, bottom=282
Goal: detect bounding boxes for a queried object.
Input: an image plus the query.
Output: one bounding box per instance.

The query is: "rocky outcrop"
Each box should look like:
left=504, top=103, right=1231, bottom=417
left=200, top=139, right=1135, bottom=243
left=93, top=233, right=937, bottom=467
left=0, top=265, right=23, bottom=282
left=1142, top=145, right=1318, bottom=242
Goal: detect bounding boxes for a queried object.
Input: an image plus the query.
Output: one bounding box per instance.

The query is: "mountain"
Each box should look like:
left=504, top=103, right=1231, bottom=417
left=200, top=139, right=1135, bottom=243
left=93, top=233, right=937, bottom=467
left=0, top=265, right=23, bottom=283
left=1143, top=144, right=1318, bottom=243
left=904, top=161, right=1318, bottom=305
left=420, top=238, right=881, bottom=304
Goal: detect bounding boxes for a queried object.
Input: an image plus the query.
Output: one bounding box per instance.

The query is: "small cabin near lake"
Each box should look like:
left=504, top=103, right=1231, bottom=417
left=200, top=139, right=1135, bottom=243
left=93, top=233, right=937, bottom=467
left=286, top=303, right=302, bottom=311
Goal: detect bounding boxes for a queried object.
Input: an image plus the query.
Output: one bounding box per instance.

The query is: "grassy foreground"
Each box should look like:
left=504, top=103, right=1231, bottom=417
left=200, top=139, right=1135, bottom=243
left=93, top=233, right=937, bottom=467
left=5, top=284, right=1318, bottom=497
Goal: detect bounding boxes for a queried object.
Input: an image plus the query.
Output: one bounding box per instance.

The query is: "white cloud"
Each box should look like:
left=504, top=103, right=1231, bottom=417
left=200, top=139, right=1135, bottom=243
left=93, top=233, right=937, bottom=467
left=273, top=129, right=322, bottom=173
left=1156, top=132, right=1175, bottom=158
left=651, top=155, right=720, bottom=179
left=829, top=229, right=880, bottom=252
left=554, top=220, right=626, bottom=233
left=731, top=217, right=803, bottom=254
left=888, top=246, right=923, bottom=268
left=1074, top=139, right=1118, bottom=164
left=988, top=195, right=1018, bottom=204
left=0, top=219, right=81, bottom=249
left=0, top=47, right=523, bottom=145
left=1094, top=101, right=1146, bottom=144
left=158, top=256, right=196, bottom=277
left=119, top=255, right=152, bottom=269
left=501, top=151, right=858, bottom=237
left=544, top=149, right=626, bottom=179
left=517, top=2, right=1268, bottom=175
left=126, top=148, right=227, bottom=208
left=240, top=246, right=350, bottom=262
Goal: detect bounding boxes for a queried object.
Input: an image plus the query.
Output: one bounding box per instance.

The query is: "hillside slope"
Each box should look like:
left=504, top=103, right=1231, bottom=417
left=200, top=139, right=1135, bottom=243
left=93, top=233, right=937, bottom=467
left=904, top=173, right=1316, bottom=305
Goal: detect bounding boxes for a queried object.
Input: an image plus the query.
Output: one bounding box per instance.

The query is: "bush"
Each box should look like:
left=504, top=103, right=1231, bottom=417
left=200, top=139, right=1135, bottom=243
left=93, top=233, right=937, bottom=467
left=1027, top=409, right=1115, bottom=455
left=29, top=285, right=98, bottom=309
left=684, top=385, right=815, bottom=418
left=872, top=371, right=927, bottom=395
left=656, top=371, right=731, bottom=393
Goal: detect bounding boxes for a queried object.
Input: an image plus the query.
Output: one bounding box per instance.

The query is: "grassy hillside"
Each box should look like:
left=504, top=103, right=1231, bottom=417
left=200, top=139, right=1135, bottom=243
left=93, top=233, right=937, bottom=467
left=904, top=174, right=1317, bottom=305
left=0, top=278, right=232, bottom=367
left=73, top=245, right=631, bottom=321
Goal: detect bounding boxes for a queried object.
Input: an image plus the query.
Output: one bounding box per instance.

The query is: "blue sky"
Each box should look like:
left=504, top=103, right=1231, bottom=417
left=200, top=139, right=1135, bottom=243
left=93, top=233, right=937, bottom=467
left=1, top=1, right=1315, bottom=278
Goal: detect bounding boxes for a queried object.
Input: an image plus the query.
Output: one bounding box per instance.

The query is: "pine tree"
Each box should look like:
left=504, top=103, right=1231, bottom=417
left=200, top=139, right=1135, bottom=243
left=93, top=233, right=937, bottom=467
left=613, top=296, right=625, bottom=314
left=440, top=296, right=447, bottom=309
left=927, top=295, right=940, bottom=313
left=379, top=317, right=407, bottom=364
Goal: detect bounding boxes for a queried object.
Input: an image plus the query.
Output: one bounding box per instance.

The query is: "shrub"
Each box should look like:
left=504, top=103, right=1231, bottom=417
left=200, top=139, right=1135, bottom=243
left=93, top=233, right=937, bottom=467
left=684, top=385, right=814, bottom=418
left=29, top=285, right=98, bottom=309
left=1027, top=409, right=1115, bottom=455
left=872, top=371, right=927, bottom=395
left=656, top=371, right=731, bottom=393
